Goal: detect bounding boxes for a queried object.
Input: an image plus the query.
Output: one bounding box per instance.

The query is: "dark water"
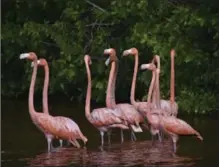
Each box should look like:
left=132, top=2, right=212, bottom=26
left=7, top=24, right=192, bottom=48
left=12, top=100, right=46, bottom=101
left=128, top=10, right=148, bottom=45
left=1, top=100, right=219, bottom=167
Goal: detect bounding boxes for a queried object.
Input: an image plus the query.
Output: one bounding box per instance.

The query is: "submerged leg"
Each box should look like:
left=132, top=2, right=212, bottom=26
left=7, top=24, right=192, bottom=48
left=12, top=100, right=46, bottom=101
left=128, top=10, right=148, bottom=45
left=131, top=131, right=137, bottom=141
left=59, top=139, right=63, bottom=147
left=120, top=129, right=124, bottom=143
left=158, top=132, right=162, bottom=142
left=100, top=131, right=104, bottom=147
left=151, top=134, right=155, bottom=145
left=46, top=137, right=53, bottom=152
left=107, top=130, right=111, bottom=145
left=172, top=135, right=178, bottom=153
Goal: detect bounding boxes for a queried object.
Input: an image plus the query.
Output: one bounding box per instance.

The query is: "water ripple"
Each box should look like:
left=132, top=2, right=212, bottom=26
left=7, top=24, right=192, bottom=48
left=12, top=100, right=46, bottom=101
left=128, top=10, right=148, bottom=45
left=28, top=140, right=200, bottom=167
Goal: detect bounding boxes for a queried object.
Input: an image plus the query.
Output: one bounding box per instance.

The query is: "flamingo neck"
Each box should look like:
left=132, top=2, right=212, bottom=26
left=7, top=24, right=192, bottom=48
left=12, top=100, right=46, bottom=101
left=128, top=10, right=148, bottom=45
left=42, top=65, right=49, bottom=114
left=147, top=70, right=156, bottom=104
left=130, top=53, right=138, bottom=106
left=85, top=62, right=91, bottom=118
left=155, top=71, right=161, bottom=108
left=106, top=61, right=116, bottom=108
left=170, top=55, right=175, bottom=103
left=29, top=59, right=38, bottom=116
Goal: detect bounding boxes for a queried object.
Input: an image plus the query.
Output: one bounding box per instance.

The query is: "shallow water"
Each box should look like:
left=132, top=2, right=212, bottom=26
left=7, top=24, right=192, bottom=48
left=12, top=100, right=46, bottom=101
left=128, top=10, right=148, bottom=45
left=1, top=100, right=219, bottom=167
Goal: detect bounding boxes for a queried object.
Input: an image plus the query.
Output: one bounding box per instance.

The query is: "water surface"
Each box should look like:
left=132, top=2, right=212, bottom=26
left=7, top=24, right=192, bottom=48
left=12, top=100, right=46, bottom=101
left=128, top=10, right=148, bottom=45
left=2, top=100, right=219, bottom=167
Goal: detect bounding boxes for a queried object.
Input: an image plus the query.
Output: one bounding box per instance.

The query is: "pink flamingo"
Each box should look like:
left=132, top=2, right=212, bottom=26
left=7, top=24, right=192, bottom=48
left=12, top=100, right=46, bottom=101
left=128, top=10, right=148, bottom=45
left=31, top=59, right=64, bottom=147
left=104, top=48, right=145, bottom=142
left=20, top=53, right=87, bottom=151
left=140, top=62, right=203, bottom=153
left=152, top=50, right=178, bottom=117
left=122, top=48, right=161, bottom=142
left=84, top=55, right=129, bottom=146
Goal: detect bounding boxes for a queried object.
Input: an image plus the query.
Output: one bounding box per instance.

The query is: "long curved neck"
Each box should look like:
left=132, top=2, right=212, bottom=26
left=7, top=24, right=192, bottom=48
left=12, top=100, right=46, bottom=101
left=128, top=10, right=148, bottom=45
left=155, top=71, right=161, bottom=108
left=29, top=59, right=38, bottom=116
left=42, top=65, right=49, bottom=114
left=147, top=70, right=156, bottom=104
left=170, top=55, right=175, bottom=103
left=85, top=62, right=91, bottom=118
left=130, top=53, right=138, bottom=106
left=106, top=61, right=116, bottom=108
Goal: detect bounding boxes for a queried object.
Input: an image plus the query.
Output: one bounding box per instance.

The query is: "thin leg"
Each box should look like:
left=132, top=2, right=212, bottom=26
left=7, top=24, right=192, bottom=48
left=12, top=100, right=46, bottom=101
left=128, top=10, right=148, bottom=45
left=131, top=131, right=137, bottom=141
left=47, top=137, right=53, bottom=152
left=59, top=140, right=63, bottom=147
left=107, top=130, right=111, bottom=145
left=120, top=129, right=124, bottom=143
left=172, top=135, right=178, bottom=154
left=66, top=141, right=71, bottom=146
left=100, top=131, right=104, bottom=146
left=173, top=141, right=177, bottom=153
left=151, top=135, right=155, bottom=145
left=158, top=132, right=162, bottom=142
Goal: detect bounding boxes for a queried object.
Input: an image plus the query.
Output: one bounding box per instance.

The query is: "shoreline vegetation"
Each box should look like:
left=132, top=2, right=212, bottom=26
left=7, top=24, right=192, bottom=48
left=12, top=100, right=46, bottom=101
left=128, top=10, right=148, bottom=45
left=2, top=0, right=219, bottom=115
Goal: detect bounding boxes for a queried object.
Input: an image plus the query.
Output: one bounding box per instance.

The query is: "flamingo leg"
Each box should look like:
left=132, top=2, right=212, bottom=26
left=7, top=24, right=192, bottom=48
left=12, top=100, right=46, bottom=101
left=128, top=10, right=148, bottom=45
left=59, top=139, right=63, bottom=147
left=66, top=141, right=71, bottom=146
left=131, top=131, right=137, bottom=141
left=151, top=134, right=155, bottom=145
left=120, top=129, right=124, bottom=143
left=158, top=132, right=162, bottom=142
left=100, top=131, right=104, bottom=146
left=46, top=137, right=53, bottom=152
left=171, top=135, right=178, bottom=153
left=107, top=130, right=111, bottom=145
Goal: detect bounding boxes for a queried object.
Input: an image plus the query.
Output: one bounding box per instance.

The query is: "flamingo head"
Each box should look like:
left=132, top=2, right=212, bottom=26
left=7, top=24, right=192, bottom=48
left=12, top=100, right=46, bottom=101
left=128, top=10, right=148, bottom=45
left=103, top=48, right=118, bottom=66
left=140, top=63, right=156, bottom=71
left=31, top=58, right=48, bottom=67
left=84, top=55, right=92, bottom=65
left=20, top=52, right=37, bottom=61
left=122, top=48, right=138, bottom=56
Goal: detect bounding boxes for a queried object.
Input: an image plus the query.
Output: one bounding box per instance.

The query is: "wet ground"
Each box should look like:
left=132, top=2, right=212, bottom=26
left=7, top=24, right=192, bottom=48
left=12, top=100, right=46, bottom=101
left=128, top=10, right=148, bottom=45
left=1, top=99, right=219, bottom=167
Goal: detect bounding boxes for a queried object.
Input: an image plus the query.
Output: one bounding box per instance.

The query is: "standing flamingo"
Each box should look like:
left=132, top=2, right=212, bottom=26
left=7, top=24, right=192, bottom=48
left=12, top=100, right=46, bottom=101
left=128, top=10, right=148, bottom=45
left=20, top=52, right=87, bottom=151
left=122, top=48, right=162, bottom=142
left=31, top=59, right=64, bottom=147
left=84, top=55, right=129, bottom=146
left=151, top=50, right=178, bottom=117
left=140, top=62, right=203, bottom=153
left=104, top=48, right=144, bottom=142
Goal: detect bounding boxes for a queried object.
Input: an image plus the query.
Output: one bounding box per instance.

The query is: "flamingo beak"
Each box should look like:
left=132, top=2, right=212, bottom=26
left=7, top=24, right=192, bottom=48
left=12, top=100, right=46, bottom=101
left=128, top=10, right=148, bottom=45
left=20, top=53, right=30, bottom=59
left=104, top=48, right=112, bottom=54
left=105, top=57, right=110, bottom=66
left=122, top=49, right=131, bottom=56
left=140, top=64, right=150, bottom=70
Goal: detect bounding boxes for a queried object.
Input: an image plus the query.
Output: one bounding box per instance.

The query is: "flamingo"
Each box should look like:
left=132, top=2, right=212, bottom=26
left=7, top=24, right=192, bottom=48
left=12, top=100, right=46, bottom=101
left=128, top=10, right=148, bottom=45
left=151, top=50, right=178, bottom=117
left=31, top=59, right=64, bottom=147
left=84, top=55, right=129, bottom=146
left=122, top=48, right=162, bottom=142
left=140, top=62, right=203, bottom=153
left=20, top=52, right=87, bottom=151
left=104, top=48, right=145, bottom=142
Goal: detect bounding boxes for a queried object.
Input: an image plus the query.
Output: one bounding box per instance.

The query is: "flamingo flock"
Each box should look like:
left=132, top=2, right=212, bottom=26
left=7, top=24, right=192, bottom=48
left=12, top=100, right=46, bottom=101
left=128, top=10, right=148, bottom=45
left=19, top=48, right=203, bottom=154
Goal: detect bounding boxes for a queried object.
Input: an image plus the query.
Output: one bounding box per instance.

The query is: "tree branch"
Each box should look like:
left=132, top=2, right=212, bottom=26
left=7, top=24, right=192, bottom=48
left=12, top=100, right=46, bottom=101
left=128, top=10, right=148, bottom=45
left=86, top=22, right=114, bottom=27
left=85, top=0, right=107, bottom=12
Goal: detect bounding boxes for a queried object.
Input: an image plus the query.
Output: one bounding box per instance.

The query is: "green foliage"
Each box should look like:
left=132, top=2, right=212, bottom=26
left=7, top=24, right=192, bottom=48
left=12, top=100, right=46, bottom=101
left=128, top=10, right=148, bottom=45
left=2, top=0, right=219, bottom=114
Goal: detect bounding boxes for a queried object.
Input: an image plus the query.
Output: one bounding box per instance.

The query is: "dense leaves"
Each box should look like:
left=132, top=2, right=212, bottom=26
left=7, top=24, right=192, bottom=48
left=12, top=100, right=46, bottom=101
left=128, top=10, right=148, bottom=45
left=2, top=0, right=219, bottom=114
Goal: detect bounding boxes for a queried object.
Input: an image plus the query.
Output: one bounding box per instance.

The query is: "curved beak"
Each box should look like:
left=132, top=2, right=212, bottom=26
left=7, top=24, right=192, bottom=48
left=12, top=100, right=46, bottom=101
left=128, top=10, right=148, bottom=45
left=20, top=53, right=29, bottom=59
left=140, top=64, right=149, bottom=70
left=122, top=49, right=131, bottom=56
left=105, top=57, right=110, bottom=66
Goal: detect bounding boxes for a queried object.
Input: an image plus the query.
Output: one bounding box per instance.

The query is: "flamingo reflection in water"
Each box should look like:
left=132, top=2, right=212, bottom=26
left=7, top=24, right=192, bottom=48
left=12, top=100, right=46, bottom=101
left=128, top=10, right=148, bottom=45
left=28, top=141, right=198, bottom=167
